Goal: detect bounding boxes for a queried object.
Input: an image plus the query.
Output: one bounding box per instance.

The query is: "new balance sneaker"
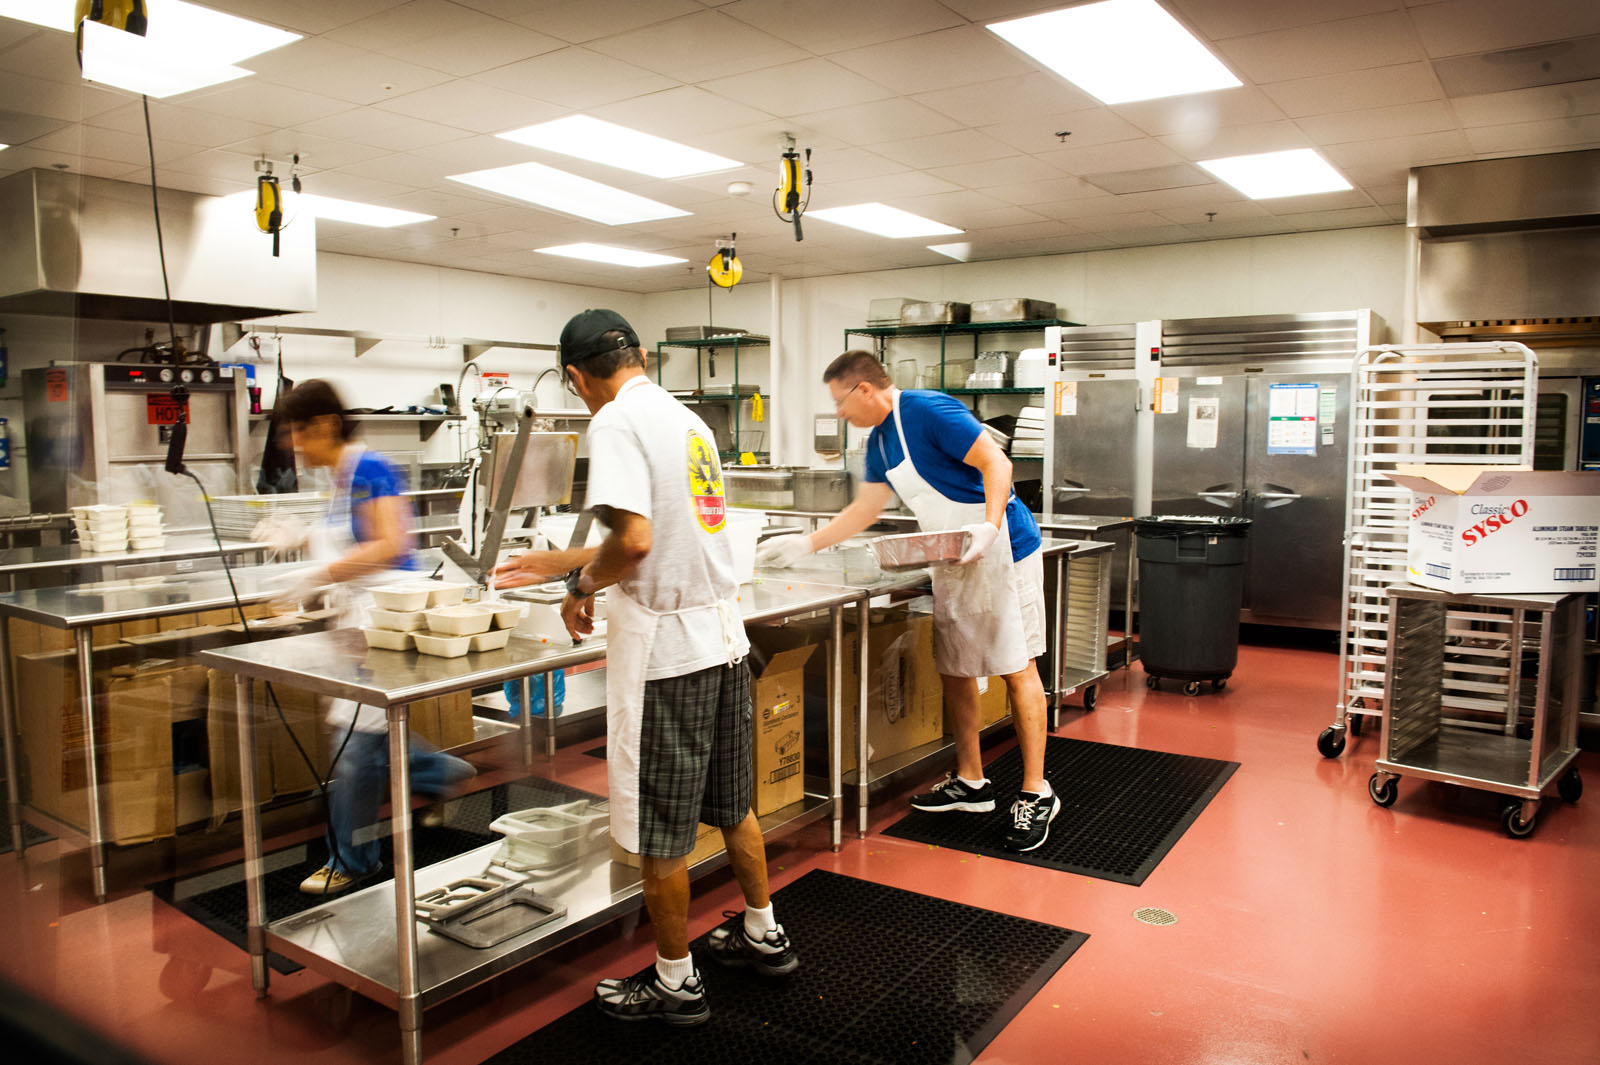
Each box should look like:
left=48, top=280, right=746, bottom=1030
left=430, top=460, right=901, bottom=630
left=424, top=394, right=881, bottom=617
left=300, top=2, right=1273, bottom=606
left=1001, top=791, right=1061, bottom=852
left=706, top=912, right=800, bottom=977
left=909, top=774, right=996, bottom=813
left=594, top=972, right=710, bottom=1027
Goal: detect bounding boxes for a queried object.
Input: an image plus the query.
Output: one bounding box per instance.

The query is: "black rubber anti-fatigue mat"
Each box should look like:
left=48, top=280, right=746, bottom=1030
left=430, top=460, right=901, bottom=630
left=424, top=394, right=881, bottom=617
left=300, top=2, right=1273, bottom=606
left=150, top=776, right=600, bottom=974
left=0, top=793, right=53, bottom=856
left=884, top=736, right=1238, bottom=886
left=583, top=744, right=606, bottom=759
left=485, top=869, right=1085, bottom=1065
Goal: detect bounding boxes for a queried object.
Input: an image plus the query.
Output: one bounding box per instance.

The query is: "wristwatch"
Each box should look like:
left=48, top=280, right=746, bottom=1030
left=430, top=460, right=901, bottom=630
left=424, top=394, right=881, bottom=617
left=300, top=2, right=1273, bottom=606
left=564, top=567, right=587, bottom=597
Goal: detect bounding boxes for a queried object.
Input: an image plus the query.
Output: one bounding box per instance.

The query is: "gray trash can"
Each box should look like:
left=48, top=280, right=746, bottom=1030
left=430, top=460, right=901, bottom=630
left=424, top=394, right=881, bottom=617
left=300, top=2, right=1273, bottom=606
left=1135, top=515, right=1252, bottom=696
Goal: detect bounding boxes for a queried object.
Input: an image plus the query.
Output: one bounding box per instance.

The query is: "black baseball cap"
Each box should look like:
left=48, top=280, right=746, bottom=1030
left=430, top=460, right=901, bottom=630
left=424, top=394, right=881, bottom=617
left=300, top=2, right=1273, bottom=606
left=558, top=308, right=640, bottom=367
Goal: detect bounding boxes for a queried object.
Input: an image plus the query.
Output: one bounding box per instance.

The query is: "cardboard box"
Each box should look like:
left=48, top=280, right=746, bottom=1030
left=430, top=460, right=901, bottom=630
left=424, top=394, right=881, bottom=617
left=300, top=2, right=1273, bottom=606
left=976, top=675, right=1011, bottom=727
left=102, top=668, right=175, bottom=843
left=750, top=645, right=813, bottom=815
left=752, top=609, right=945, bottom=775
left=610, top=822, right=724, bottom=869
left=205, top=669, right=274, bottom=825
left=438, top=690, right=476, bottom=750
left=1389, top=466, right=1600, bottom=594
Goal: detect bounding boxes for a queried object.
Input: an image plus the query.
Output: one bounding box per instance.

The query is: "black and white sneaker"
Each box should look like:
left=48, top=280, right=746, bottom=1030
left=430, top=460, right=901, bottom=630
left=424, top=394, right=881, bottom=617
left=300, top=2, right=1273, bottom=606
left=594, top=971, right=709, bottom=1027
left=909, top=774, right=996, bottom=813
left=1001, top=791, right=1061, bottom=852
left=706, top=912, right=799, bottom=977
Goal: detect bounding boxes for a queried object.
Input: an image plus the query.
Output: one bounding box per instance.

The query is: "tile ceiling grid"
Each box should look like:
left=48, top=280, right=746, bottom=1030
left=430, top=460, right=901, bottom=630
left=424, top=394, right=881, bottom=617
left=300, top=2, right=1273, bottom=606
left=0, top=0, right=1593, bottom=291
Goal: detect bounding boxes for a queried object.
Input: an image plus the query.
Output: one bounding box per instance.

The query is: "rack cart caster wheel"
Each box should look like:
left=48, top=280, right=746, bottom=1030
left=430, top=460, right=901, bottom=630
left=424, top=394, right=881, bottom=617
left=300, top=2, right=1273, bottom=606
left=1317, top=727, right=1345, bottom=758
left=1145, top=675, right=1159, bottom=690
left=1349, top=714, right=1365, bottom=737
left=1082, top=685, right=1098, bottom=711
left=1515, top=721, right=1533, bottom=741
left=1558, top=768, right=1582, bottom=803
left=1210, top=678, right=1226, bottom=691
left=1367, top=773, right=1398, bottom=807
left=1501, top=803, right=1537, bottom=839
left=1182, top=680, right=1202, bottom=697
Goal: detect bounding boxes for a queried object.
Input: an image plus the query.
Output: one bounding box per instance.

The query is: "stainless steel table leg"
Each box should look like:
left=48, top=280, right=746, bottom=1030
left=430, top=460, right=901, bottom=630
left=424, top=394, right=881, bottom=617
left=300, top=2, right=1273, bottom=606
left=234, top=675, right=269, bottom=996
left=829, top=604, right=842, bottom=851
left=0, top=621, right=24, bottom=857
left=1051, top=552, right=1066, bottom=730
left=856, top=597, right=870, bottom=839
left=387, top=703, right=424, bottom=1065
left=519, top=675, right=534, bottom=768
left=73, top=628, right=108, bottom=902
left=544, top=671, right=557, bottom=759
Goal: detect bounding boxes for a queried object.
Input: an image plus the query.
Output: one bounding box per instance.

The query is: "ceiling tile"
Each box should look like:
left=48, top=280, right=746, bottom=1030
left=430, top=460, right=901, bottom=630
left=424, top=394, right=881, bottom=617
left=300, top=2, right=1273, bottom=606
left=1259, top=188, right=1377, bottom=214
left=0, top=30, right=88, bottom=86
left=891, top=188, right=1011, bottom=222
left=1181, top=217, right=1296, bottom=239
left=1104, top=183, right=1245, bottom=214
left=1260, top=62, right=1443, bottom=119
left=0, top=70, right=132, bottom=123
left=1074, top=210, right=1179, bottom=234
left=472, top=47, right=680, bottom=110
left=983, top=175, right=1109, bottom=205
left=326, top=2, right=566, bottom=78
left=157, top=147, right=266, bottom=184
left=1431, top=34, right=1600, bottom=98
left=991, top=233, right=1118, bottom=256
left=975, top=217, right=1082, bottom=242
left=593, top=86, right=776, bottom=139
left=87, top=101, right=277, bottom=150
left=221, top=130, right=391, bottom=172
left=1168, top=0, right=1403, bottom=42
left=587, top=10, right=807, bottom=80
left=1409, top=0, right=1600, bottom=59
left=1041, top=138, right=1188, bottom=176
left=795, top=97, right=962, bottom=146
left=1102, top=224, right=1203, bottom=248
left=873, top=129, right=1017, bottom=170
left=197, top=0, right=398, bottom=35
left=982, top=109, right=1149, bottom=155
left=1296, top=100, right=1460, bottom=145
left=25, top=124, right=199, bottom=166
left=809, top=169, right=961, bottom=206
left=245, top=39, right=454, bottom=106
left=457, top=0, right=703, bottom=44
left=0, top=109, right=68, bottom=146
left=914, top=72, right=1100, bottom=128
left=0, top=145, right=132, bottom=179
left=1111, top=87, right=1288, bottom=137
left=1159, top=119, right=1311, bottom=160
left=290, top=169, right=428, bottom=205
left=1215, top=13, right=1426, bottom=84
left=328, top=151, right=461, bottom=190
left=409, top=134, right=544, bottom=172
left=180, top=81, right=353, bottom=127
left=831, top=25, right=1038, bottom=95
left=293, top=109, right=472, bottom=152
left=925, top=154, right=1065, bottom=189
left=720, top=0, right=966, bottom=54
left=374, top=81, right=562, bottom=132
left=1449, top=79, right=1600, bottom=128
left=1462, top=114, right=1600, bottom=154
left=1083, top=163, right=1213, bottom=195
left=1280, top=205, right=1394, bottom=230
left=1156, top=201, right=1273, bottom=225
left=700, top=60, right=895, bottom=116
left=0, top=21, right=41, bottom=52
left=1320, top=129, right=1473, bottom=171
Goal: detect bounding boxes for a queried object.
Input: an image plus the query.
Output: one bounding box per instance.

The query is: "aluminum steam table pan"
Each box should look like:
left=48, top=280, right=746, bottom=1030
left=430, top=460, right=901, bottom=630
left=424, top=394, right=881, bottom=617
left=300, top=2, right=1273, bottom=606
left=900, top=301, right=970, bottom=326
left=969, top=298, right=1056, bottom=323
left=867, top=530, right=972, bottom=571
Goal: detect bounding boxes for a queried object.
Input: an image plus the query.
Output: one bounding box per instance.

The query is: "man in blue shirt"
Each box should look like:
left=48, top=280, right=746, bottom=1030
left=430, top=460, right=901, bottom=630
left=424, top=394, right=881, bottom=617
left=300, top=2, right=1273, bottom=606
left=757, top=351, right=1057, bottom=852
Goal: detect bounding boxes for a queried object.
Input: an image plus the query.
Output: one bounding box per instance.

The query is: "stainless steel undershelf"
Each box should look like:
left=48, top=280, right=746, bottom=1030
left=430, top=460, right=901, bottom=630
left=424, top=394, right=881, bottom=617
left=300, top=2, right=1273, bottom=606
left=1378, top=728, right=1570, bottom=797
left=263, top=795, right=832, bottom=1010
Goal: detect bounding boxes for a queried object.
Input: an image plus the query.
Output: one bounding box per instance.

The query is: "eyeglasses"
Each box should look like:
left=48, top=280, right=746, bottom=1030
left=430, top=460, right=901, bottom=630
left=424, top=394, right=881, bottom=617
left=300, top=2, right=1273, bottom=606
left=832, top=381, right=862, bottom=412
left=564, top=369, right=579, bottom=397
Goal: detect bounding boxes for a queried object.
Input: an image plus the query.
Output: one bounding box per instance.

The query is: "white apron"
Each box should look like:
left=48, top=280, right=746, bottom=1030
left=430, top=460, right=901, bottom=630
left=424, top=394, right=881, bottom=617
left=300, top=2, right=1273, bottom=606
left=604, top=583, right=742, bottom=853
left=883, top=390, right=1028, bottom=679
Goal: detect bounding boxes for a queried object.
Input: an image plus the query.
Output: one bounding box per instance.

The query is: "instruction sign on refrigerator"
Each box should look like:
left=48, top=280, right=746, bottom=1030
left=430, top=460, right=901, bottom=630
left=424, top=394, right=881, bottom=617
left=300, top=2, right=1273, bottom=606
left=1267, top=382, right=1319, bottom=456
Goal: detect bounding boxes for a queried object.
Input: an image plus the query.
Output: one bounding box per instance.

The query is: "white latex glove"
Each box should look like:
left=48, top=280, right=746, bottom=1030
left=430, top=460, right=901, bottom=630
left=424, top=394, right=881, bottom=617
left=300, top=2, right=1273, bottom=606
left=755, top=533, right=815, bottom=569
left=252, top=515, right=310, bottom=557
left=957, top=522, right=1000, bottom=565
left=261, top=565, right=330, bottom=612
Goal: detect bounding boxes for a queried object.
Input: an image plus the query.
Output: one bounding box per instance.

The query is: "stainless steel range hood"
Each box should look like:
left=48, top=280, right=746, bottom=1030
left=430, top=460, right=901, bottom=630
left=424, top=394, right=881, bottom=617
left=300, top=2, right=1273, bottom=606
left=0, top=168, right=316, bottom=323
left=1412, top=149, right=1600, bottom=327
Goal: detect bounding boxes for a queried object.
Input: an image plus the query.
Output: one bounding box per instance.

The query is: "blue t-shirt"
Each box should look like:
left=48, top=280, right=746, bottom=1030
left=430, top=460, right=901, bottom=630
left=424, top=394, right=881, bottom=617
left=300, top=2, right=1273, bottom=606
left=346, top=451, right=419, bottom=571
left=864, top=390, right=1041, bottom=563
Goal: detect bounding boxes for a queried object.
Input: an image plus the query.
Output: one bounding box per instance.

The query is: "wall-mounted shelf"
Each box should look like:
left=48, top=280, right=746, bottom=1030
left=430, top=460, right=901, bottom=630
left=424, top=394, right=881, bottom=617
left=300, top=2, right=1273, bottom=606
left=846, top=319, right=1078, bottom=340
left=248, top=411, right=465, bottom=441
left=946, top=387, right=1046, bottom=396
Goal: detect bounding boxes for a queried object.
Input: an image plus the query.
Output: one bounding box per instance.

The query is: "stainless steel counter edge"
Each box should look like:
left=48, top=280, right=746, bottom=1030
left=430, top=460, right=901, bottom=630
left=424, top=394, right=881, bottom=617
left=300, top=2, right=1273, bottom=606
left=0, top=536, right=268, bottom=574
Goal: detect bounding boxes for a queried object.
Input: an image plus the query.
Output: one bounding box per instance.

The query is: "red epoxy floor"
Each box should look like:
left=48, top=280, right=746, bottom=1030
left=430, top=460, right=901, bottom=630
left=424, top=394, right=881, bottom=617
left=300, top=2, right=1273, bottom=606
left=3, top=636, right=1598, bottom=1065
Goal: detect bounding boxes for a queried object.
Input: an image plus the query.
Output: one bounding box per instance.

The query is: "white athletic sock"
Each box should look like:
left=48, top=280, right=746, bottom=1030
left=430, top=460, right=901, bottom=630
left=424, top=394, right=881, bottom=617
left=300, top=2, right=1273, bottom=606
left=655, top=952, right=696, bottom=990
left=744, top=903, right=777, bottom=943
left=1022, top=781, right=1054, bottom=799
left=957, top=775, right=989, bottom=791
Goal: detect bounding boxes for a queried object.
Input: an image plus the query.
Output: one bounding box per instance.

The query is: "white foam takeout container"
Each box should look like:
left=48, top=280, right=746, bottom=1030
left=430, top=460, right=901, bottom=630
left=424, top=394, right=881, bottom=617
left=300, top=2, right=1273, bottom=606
left=369, top=607, right=426, bottom=632
left=363, top=627, right=415, bottom=651
left=370, top=583, right=435, bottom=612
left=424, top=604, right=497, bottom=636
left=412, top=632, right=471, bottom=658
left=468, top=628, right=513, bottom=652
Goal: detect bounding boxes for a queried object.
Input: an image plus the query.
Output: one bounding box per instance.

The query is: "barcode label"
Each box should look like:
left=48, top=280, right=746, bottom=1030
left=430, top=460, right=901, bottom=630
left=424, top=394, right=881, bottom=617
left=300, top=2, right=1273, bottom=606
left=768, top=762, right=801, bottom=784
left=1553, top=566, right=1596, bottom=581
left=1425, top=563, right=1451, bottom=579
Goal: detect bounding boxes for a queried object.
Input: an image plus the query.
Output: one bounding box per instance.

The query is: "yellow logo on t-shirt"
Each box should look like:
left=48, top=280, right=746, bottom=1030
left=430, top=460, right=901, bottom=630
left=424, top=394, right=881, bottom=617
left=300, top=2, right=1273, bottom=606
left=687, top=431, right=726, bottom=533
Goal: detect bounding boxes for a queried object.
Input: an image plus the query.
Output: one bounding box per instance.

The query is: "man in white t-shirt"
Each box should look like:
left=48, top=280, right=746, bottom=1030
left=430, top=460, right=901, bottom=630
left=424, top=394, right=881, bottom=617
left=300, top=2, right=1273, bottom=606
left=493, top=309, right=797, bottom=1027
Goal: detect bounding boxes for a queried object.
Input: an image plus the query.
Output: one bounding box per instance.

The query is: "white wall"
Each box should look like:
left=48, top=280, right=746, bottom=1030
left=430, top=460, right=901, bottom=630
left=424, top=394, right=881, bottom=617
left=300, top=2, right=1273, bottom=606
left=639, top=224, right=1409, bottom=466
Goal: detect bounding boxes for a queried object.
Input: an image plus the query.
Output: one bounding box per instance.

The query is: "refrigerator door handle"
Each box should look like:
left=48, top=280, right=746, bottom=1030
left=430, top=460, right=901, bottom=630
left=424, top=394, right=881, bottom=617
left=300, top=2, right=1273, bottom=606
left=1256, top=485, right=1302, bottom=508
left=1194, top=489, right=1239, bottom=500
left=1054, top=481, right=1091, bottom=497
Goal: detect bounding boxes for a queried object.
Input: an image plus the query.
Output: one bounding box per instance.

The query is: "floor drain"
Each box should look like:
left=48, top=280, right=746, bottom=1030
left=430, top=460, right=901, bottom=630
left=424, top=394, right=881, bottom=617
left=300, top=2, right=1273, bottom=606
left=1133, top=907, right=1177, bottom=926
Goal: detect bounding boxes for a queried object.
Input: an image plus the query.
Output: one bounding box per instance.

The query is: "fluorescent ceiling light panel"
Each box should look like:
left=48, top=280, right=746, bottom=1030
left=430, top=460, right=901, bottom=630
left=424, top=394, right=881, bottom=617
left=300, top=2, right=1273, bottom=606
left=808, top=203, right=962, bottom=239
left=1198, top=148, right=1352, bottom=199
left=292, top=193, right=434, bottom=228
left=448, top=161, right=689, bottom=225
left=0, top=0, right=73, bottom=30
left=537, top=243, right=687, bottom=268
left=498, top=116, right=741, bottom=179
left=927, top=242, right=972, bottom=262
left=75, top=1, right=300, bottom=99
left=988, top=0, right=1240, bottom=105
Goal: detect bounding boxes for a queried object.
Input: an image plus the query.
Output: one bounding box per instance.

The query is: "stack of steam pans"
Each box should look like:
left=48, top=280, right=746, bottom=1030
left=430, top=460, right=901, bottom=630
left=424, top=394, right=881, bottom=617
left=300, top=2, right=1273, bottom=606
left=210, top=492, right=329, bottom=540
left=664, top=326, right=753, bottom=341
left=969, top=298, right=1056, bottom=323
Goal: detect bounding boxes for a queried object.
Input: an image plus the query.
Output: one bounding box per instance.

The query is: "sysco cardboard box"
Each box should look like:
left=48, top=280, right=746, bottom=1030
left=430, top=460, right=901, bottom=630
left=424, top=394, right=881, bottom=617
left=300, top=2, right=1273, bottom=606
left=1387, top=466, right=1600, bottom=594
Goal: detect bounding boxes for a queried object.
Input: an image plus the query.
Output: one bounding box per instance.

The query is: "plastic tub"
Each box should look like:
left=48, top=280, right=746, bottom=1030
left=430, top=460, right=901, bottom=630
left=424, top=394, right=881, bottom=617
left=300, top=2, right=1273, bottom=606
left=424, top=604, right=496, bottom=635
left=724, top=511, right=763, bottom=584
left=371, top=583, right=435, bottom=611
left=363, top=627, right=415, bottom=651
left=469, top=628, right=513, bottom=652
left=489, top=802, right=608, bottom=870
left=369, top=608, right=426, bottom=632
left=413, top=632, right=471, bottom=658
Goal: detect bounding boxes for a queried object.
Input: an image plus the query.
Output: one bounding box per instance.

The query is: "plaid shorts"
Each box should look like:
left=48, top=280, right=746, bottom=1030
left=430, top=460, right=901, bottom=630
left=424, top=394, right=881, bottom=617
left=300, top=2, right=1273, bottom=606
left=634, top=658, right=753, bottom=859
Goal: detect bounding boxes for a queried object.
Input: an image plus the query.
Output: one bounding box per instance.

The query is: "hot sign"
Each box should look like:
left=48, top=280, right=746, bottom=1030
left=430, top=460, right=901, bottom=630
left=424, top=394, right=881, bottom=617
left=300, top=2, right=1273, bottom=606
left=146, top=393, right=190, bottom=426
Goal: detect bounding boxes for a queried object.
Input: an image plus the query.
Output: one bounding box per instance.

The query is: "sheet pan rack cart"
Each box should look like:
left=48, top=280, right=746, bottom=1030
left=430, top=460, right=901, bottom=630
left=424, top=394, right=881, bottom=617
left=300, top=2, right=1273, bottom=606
left=1321, top=341, right=1538, bottom=758
left=1367, top=584, right=1584, bottom=838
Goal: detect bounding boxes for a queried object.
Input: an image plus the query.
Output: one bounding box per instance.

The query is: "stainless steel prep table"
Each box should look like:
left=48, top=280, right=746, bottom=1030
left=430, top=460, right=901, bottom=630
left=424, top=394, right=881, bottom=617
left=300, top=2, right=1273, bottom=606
left=0, top=535, right=270, bottom=592
left=198, top=577, right=873, bottom=1065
